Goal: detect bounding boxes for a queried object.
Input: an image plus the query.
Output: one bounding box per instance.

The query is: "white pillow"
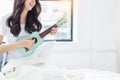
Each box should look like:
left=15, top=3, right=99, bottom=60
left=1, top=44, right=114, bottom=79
left=33, top=41, right=56, bottom=60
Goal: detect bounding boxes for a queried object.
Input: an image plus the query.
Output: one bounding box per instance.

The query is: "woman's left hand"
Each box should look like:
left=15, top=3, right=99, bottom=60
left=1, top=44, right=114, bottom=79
left=50, top=27, right=58, bottom=35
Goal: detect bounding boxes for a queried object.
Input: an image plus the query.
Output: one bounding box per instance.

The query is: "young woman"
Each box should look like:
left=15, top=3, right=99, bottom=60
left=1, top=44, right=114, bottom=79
left=0, top=0, right=57, bottom=62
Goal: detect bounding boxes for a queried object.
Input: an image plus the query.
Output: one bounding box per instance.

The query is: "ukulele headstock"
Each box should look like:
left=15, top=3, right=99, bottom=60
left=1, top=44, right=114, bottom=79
left=56, top=12, right=68, bottom=28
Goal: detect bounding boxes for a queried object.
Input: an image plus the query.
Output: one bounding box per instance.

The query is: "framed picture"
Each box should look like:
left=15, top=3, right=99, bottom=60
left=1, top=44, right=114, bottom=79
left=39, top=0, right=73, bottom=42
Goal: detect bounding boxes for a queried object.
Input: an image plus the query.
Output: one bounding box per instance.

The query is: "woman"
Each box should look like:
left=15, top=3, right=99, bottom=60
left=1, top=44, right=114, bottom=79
left=0, top=0, right=57, bottom=64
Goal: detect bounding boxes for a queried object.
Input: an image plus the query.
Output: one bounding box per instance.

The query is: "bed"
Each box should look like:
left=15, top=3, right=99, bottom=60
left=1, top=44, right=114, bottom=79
left=0, top=56, right=120, bottom=80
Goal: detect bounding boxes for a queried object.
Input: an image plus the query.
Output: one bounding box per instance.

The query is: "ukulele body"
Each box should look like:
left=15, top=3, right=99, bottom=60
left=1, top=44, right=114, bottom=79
left=16, top=31, right=44, bottom=57
left=16, top=12, right=67, bottom=57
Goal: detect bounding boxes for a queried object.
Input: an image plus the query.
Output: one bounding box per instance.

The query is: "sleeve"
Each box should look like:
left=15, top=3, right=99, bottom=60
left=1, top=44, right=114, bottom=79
left=0, top=16, right=7, bottom=36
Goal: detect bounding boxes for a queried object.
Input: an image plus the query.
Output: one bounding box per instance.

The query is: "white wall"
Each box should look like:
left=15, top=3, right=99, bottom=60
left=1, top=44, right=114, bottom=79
left=46, top=0, right=118, bottom=72
left=117, top=0, right=120, bottom=72
left=0, top=0, right=13, bottom=19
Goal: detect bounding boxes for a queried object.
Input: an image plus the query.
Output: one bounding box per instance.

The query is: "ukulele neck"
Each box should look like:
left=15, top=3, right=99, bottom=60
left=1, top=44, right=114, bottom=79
left=39, top=24, right=57, bottom=38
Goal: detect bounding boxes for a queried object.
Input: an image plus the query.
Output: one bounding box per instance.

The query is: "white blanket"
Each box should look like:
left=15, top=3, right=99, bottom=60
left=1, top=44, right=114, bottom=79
left=0, top=56, right=120, bottom=80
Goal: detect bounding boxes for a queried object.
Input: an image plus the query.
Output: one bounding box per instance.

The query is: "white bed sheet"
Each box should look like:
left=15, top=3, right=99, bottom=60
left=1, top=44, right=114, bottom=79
left=0, top=56, right=120, bottom=80
left=65, top=69, right=120, bottom=80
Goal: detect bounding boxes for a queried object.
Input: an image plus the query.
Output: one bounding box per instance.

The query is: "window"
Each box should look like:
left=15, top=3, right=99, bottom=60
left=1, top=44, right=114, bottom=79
left=40, top=0, right=73, bottom=42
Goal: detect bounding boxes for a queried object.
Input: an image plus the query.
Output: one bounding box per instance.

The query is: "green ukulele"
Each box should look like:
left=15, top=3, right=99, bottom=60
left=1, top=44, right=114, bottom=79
left=16, top=14, right=67, bottom=57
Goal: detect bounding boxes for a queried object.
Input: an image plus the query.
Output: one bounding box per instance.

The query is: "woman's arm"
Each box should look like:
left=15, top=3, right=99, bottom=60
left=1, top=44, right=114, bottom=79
left=0, top=35, right=35, bottom=53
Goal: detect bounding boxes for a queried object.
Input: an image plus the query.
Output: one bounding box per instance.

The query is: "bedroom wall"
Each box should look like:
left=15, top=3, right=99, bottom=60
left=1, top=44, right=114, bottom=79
left=45, top=0, right=118, bottom=72
left=117, top=0, right=120, bottom=73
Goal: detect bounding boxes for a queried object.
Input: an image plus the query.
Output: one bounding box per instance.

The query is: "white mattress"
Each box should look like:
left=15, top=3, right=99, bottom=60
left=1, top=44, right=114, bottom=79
left=64, top=69, right=120, bottom=80
left=0, top=56, right=120, bottom=80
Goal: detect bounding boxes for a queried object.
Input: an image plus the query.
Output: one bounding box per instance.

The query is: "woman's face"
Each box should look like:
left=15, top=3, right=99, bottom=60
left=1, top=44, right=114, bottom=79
left=24, top=0, right=36, bottom=11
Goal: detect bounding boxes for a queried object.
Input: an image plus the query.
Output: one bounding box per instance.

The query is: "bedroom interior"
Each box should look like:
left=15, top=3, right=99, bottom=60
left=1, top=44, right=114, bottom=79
left=0, top=0, right=120, bottom=80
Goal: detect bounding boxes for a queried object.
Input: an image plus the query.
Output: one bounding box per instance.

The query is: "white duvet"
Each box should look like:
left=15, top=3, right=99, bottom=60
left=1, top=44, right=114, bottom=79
left=0, top=56, right=120, bottom=80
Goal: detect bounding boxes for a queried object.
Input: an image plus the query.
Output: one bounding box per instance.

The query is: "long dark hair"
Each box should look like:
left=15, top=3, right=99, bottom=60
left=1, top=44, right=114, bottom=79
left=6, top=0, right=42, bottom=37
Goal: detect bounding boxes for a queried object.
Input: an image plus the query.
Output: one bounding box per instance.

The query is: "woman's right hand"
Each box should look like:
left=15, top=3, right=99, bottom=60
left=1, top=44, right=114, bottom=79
left=19, top=38, right=35, bottom=48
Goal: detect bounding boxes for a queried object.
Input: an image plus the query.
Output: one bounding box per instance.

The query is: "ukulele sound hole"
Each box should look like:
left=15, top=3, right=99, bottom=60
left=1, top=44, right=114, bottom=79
left=32, top=37, right=37, bottom=43
left=24, top=37, right=37, bottom=52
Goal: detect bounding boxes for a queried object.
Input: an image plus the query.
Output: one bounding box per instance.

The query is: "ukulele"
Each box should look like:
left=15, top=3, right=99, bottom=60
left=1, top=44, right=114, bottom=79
left=16, top=14, right=67, bottom=57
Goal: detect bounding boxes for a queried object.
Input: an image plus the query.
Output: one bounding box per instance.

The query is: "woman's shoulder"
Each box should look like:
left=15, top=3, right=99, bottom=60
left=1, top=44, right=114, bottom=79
left=0, top=14, right=10, bottom=23
left=0, top=14, right=11, bottom=29
left=0, top=14, right=11, bottom=30
left=0, top=14, right=11, bottom=36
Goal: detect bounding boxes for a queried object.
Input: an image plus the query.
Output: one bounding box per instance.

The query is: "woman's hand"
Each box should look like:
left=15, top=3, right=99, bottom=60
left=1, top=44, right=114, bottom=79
left=49, top=27, right=58, bottom=35
left=19, top=38, right=35, bottom=48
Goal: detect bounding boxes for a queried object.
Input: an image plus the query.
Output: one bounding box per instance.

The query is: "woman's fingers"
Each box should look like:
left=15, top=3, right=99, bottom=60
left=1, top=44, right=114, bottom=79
left=50, top=27, right=58, bottom=35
